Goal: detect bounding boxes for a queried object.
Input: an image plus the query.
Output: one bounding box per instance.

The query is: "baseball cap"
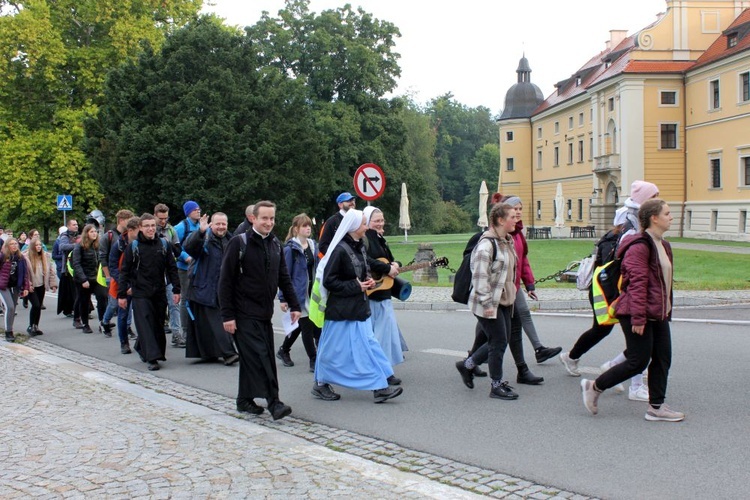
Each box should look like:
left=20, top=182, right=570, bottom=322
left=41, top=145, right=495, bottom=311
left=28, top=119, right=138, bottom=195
left=336, top=192, right=355, bottom=204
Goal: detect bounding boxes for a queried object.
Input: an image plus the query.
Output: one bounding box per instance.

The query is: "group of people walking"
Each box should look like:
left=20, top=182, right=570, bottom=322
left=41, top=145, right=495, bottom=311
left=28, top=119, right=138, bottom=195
left=455, top=181, right=683, bottom=423
left=2, top=180, right=682, bottom=424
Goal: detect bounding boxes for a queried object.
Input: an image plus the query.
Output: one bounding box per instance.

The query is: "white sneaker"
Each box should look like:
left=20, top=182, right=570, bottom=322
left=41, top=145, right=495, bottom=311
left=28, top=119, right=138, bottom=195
left=580, top=379, right=600, bottom=415
left=645, top=404, right=685, bottom=422
left=628, top=384, right=649, bottom=402
left=560, top=352, right=580, bottom=377
left=599, top=360, right=625, bottom=394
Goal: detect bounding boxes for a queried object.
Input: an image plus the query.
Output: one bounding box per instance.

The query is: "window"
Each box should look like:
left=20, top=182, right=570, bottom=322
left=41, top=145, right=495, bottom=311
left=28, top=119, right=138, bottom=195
left=568, top=116, right=573, bottom=129
left=567, top=143, right=573, bottom=164
left=660, top=124, right=678, bottom=149
left=590, top=137, right=594, bottom=159
left=728, top=33, right=738, bottom=48
left=740, top=210, right=747, bottom=233
left=686, top=210, right=692, bottom=230
left=710, top=79, right=720, bottom=109
left=578, top=140, right=584, bottom=162
left=710, top=210, right=718, bottom=232
left=537, top=150, right=543, bottom=170
left=554, top=146, right=559, bottom=166
left=575, top=76, right=582, bottom=86
left=660, top=91, right=677, bottom=105
left=590, top=108, right=593, bottom=122
left=506, top=158, right=515, bottom=171
left=710, top=158, right=721, bottom=188
left=537, top=126, right=542, bottom=139
left=577, top=199, right=583, bottom=220
left=506, top=131, right=514, bottom=142
left=554, top=121, right=559, bottom=134
left=608, top=97, right=614, bottom=111
left=578, top=112, right=584, bottom=126
left=743, top=157, right=750, bottom=186
left=536, top=200, right=542, bottom=220
left=567, top=199, right=572, bottom=220
left=740, top=72, right=749, bottom=102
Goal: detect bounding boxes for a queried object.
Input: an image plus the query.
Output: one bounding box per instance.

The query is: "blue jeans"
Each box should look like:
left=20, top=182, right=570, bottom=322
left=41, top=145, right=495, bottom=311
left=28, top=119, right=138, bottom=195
left=166, top=282, right=180, bottom=333
left=117, top=296, right=132, bottom=345
left=103, top=294, right=118, bottom=324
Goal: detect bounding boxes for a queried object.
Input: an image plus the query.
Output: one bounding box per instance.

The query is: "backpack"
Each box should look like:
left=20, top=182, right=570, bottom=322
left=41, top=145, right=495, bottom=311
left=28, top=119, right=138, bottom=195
left=130, top=237, right=170, bottom=269
left=237, top=231, right=281, bottom=275
left=451, top=232, right=497, bottom=304
left=591, top=232, right=641, bottom=326
left=577, top=219, right=635, bottom=292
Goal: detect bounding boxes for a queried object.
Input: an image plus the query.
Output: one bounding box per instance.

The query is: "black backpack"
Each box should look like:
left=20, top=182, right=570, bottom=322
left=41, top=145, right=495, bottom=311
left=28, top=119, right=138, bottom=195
left=451, top=232, right=497, bottom=304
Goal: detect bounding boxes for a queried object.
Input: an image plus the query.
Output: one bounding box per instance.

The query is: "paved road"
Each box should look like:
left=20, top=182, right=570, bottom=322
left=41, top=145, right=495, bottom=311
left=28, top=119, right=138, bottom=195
left=9, top=298, right=750, bottom=498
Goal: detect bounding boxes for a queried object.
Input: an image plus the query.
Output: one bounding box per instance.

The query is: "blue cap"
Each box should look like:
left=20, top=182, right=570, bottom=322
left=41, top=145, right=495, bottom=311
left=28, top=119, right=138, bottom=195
left=336, top=192, right=355, bottom=204
left=183, top=200, right=200, bottom=217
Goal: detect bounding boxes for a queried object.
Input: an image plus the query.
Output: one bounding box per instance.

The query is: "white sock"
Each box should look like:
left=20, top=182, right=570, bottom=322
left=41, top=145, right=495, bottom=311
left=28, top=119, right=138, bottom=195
left=610, top=352, right=627, bottom=366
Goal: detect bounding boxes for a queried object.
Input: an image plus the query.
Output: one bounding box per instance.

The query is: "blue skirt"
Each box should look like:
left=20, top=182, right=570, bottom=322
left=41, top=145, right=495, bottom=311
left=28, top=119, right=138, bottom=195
left=370, top=299, right=405, bottom=366
left=315, top=318, right=393, bottom=390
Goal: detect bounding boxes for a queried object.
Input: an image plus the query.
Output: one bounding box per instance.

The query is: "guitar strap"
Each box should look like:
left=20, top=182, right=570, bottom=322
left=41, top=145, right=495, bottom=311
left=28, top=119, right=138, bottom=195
left=341, top=241, right=370, bottom=280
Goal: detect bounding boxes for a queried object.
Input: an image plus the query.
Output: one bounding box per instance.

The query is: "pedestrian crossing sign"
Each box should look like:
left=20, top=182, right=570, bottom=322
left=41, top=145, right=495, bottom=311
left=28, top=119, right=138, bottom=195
left=57, top=194, right=73, bottom=211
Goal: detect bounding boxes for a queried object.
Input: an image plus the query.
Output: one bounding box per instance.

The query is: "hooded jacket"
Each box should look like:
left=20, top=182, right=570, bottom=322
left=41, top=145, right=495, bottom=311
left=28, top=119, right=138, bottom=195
left=277, top=238, right=319, bottom=314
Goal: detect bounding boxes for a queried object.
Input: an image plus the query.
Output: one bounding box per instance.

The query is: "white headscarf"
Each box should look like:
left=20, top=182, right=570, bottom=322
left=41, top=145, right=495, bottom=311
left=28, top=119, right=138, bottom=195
left=314, top=209, right=365, bottom=303
left=362, top=206, right=380, bottom=226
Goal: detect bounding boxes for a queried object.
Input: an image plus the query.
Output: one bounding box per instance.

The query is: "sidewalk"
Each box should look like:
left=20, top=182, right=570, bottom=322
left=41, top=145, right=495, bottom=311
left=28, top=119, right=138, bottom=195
left=0, top=342, right=588, bottom=499
left=393, top=286, right=750, bottom=312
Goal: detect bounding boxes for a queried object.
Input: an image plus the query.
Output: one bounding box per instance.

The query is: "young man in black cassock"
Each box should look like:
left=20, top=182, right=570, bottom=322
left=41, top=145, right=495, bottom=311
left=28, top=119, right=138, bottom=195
left=219, top=201, right=300, bottom=421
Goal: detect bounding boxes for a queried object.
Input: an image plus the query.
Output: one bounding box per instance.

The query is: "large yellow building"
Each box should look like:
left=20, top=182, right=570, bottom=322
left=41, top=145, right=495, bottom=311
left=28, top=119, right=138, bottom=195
left=498, top=0, right=750, bottom=241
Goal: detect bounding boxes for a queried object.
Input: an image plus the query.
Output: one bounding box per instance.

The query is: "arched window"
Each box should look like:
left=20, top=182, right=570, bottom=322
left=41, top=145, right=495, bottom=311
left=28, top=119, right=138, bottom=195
left=606, top=119, right=617, bottom=154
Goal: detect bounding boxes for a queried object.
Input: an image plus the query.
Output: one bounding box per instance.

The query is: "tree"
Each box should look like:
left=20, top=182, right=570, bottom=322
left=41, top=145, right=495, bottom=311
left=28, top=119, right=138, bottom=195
left=0, top=0, right=201, bottom=230
left=463, top=143, right=501, bottom=216
left=85, top=16, right=335, bottom=225
left=428, top=94, right=498, bottom=209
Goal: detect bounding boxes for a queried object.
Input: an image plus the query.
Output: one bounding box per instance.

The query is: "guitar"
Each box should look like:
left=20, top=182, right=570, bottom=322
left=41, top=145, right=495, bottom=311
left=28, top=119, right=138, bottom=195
left=366, top=256, right=449, bottom=295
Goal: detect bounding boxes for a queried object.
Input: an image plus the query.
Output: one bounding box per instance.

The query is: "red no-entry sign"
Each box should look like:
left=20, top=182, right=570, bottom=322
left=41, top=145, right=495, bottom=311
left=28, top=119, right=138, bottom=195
left=353, top=163, right=386, bottom=201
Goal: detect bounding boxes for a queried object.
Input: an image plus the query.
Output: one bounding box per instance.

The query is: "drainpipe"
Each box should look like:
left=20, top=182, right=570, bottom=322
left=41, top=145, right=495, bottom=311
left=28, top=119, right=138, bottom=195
left=680, top=74, right=687, bottom=237
left=529, top=117, right=535, bottom=228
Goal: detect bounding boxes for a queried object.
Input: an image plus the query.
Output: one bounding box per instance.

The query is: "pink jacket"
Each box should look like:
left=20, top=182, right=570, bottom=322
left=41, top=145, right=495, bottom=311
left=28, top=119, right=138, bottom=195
left=511, top=231, right=535, bottom=292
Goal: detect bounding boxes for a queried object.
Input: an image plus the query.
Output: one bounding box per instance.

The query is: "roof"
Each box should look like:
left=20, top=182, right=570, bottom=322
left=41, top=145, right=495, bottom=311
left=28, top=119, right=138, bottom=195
left=692, top=8, right=750, bottom=70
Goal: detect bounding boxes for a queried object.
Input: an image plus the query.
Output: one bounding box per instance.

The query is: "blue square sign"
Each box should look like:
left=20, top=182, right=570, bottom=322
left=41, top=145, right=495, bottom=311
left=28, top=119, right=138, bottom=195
left=57, top=194, right=73, bottom=211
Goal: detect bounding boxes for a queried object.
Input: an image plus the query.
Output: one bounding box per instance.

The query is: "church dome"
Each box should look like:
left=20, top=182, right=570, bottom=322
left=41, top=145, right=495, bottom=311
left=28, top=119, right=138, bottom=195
left=499, top=56, right=544, bottom=120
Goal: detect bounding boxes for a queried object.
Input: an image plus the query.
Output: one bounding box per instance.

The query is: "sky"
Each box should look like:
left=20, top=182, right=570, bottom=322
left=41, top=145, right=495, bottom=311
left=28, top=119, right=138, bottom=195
left=201, top=0, right=668, bottom=114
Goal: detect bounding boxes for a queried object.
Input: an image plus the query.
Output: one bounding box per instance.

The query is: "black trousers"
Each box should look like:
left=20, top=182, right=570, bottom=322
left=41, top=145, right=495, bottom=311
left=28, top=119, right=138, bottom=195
left=27, top=286, right=46, bottom=327
left=471, top=306, right=512, bottom=382
left=469, top=311, right=526, bottom=369
left=76, top=281, right=108, bottom=327
left=280, top=316, right=321, bottom=361
left=235, top=317, right=279, bottom=403
left=595, top=316, right=672, bottom=406
left=569, top=289, right=615, bottom=360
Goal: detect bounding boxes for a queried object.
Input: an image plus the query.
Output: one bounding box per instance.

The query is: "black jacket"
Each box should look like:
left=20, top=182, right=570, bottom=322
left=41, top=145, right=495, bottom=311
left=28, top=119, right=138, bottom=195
left=183, top=228, right=231, bottom=308
left=218, top=230, right=300, bottom=321
left=118, top=233, right=180, bottom=299
left=323, top=235, right=371, bottom=321
left=364, top=229, right=399, bottom=302
left=318, top=212, right=344, bottom=255
left=71, top=244, right=100, bottom=284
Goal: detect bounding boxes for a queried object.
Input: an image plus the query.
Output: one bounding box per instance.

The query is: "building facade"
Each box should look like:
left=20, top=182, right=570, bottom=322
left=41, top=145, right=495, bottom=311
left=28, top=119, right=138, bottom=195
left=498, top=0, right=750, bottom=240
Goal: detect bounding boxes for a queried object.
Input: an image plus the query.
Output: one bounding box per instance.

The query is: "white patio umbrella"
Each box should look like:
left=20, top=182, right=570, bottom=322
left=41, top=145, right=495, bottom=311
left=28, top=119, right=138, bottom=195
left=555, top=182, right=565, bottom=228
left=477, top=180, right=489, bottom=228
left=399, top=182, right=411, bottom=241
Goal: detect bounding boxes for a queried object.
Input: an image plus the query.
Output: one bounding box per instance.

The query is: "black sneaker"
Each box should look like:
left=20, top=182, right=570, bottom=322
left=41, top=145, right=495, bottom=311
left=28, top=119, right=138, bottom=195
left=490, top=381, right=519, bottom=400
left=99, top=322, right=113, bottom=338
left=455, top=360, right=475, bottom=389
left=269, top=401, right=292, bottom=420
left=127, top=327, right=136, bottom=339
left=311, top=383, right=341, bottom=401
left=373, top=386, right=403, bottom=403
left=147, top=361, right=160, bottom=371
left=5, top=331, right=14, bottom=342
left=223, top=354, right=239, bottom=366
left=387, top=375, right=402, bottom=386
left=472, top=365, right=488, bottom=377
left=120, top=342, right=132, bottom=354
left=535, top=346, right=563, bottom=364
left=73, top=319, right=83, bottom=329
left=81, top=325, right=93, bottom=334
left=237, top=399, right=264, bottom=415
left=276, top=348, right=294, bottom=367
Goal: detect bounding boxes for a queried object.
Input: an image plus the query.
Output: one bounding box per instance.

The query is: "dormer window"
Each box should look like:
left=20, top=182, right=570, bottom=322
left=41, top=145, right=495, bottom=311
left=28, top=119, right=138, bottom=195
left=728, top=33, right=738, bottom=48
left=575, top=76, right=582, bottom=86
left=604, top=61, right=612, bottom=69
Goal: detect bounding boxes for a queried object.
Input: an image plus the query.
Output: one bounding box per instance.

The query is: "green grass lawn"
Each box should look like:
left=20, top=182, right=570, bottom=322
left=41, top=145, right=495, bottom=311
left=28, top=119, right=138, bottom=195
left=387, top=232, right=749, bottom=290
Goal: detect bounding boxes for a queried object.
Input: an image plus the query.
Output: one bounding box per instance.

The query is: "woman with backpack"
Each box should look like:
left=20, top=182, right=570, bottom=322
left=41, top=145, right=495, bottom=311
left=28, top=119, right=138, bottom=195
left=277, top=213, right=321, bottom=372
left=560, top=180, right=659, bottom=402
left=0, top=238, right=32, bottom=342
left=581, top=199, right=684, bottom=422
left=455, top=203, right=520, bottom=400
left=71, top=224, right=108, bottom=334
